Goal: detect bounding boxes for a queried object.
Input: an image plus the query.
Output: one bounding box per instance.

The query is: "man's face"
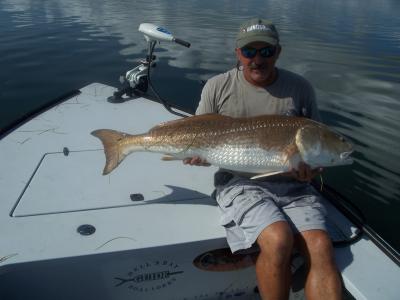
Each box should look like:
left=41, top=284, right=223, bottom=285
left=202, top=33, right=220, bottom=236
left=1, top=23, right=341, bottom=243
left=236, top=41, right=281, bottom=87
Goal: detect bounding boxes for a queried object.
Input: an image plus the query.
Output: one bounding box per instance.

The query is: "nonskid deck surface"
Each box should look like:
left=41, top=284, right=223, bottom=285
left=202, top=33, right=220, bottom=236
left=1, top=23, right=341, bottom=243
left=0, top=83, right=221, bottom=255
left=0, top=83, right=399, bottom=300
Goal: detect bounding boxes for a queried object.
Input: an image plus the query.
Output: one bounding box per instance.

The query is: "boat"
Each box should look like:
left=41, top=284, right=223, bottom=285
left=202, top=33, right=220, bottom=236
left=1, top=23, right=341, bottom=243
left=1, top=23, right=399, bottom=300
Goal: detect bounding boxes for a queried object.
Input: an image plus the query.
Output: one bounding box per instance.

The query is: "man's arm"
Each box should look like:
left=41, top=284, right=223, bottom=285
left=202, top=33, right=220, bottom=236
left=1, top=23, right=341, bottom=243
left=293, top=80, right=323, bottom=181
left=183, top=156, right=210, bottom=166
left=289, top=162, right=323, bottom=182
left=302, top=79, right=321, bottom=122
left=195, top=79, right=218, bottom=115
left=184, top=79, right=218, bottom=166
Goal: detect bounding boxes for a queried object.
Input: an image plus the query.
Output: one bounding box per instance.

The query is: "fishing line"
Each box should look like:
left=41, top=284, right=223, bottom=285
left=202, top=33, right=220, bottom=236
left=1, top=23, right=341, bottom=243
left=319, top=174, right=324, bottom=191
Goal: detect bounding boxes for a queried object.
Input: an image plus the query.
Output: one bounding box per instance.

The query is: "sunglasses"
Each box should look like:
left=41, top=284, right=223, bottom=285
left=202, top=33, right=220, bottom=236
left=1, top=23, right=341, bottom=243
left=240, top=46, right=276, bottom=59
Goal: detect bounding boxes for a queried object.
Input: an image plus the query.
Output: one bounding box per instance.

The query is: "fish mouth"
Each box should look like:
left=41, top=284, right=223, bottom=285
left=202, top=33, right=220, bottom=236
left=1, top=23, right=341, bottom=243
left=340, top=151, right=354, bottom=164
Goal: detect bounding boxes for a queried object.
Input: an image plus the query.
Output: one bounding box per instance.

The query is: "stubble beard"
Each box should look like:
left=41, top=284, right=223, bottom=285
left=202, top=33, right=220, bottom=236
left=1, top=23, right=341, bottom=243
left=246, top=62, right=274, bottom=86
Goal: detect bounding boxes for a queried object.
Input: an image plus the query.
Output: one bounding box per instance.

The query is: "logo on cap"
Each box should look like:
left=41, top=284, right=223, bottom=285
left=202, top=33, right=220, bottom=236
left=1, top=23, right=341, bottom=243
left=243, top=24, right=272, bottom=33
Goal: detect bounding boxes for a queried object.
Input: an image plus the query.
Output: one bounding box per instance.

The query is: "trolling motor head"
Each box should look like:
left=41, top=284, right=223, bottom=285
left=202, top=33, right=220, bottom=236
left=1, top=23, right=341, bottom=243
left=138, top=23, right=191, bottom=48
left=109, top=23, right=191, bottom=107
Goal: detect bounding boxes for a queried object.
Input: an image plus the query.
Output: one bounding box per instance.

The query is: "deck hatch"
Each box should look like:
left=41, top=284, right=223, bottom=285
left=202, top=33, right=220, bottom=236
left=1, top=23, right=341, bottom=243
left=11, top=150, right=214, bottom=217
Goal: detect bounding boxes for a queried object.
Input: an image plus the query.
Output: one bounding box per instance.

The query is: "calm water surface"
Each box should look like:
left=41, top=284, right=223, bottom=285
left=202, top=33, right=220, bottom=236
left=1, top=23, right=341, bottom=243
left=1, top=0, right=399, bottom=251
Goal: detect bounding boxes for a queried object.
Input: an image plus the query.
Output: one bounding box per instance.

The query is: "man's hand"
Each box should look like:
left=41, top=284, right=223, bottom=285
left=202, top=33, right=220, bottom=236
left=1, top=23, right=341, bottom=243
left=290, top=162, right=323, bottom=182
left=183, top=156, right=211, bottom=166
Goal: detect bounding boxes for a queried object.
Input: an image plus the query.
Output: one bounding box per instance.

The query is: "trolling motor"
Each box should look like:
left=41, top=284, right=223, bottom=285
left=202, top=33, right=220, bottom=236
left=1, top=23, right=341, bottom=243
left=109, top=23, right=191, bottom=117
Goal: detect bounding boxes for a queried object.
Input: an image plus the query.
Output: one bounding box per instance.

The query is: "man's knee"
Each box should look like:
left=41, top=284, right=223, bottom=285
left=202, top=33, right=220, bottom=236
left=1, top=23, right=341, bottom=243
left=297, top=230, right=336, bottom=266
left=257, top=221, right=294, bottom=263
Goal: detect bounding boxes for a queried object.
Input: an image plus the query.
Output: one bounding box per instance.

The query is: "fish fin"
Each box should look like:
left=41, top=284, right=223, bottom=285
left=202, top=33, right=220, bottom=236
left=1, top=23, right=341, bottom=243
left=250, top=171, right=286, bottom=180
left=283, top=143, right=300, bottom=168
left=161, top=155, right=180, bottom=161
left=91, top=129, right=130, bottom=175
left=149, top=113, right=233, bottom=133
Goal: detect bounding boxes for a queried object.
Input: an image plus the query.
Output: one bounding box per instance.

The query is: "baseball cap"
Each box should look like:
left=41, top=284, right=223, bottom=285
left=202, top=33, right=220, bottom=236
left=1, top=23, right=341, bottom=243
left=236, top=18, right=279, bottom=48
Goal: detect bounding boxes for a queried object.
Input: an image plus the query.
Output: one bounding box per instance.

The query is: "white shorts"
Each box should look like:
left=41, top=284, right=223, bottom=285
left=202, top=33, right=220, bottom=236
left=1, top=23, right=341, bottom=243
left=215, top=176, right=328, bottom=253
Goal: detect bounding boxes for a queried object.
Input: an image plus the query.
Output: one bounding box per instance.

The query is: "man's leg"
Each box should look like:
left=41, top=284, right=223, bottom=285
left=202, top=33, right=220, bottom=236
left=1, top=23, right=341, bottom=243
left=295, top=229, right=342, bottom=300
left=256, top=221, right=293, bottom=300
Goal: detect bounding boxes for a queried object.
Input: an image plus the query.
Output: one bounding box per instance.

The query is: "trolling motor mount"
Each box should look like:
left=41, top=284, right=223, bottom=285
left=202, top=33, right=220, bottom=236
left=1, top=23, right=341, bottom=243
left=109, top=56, right=155, bottom=102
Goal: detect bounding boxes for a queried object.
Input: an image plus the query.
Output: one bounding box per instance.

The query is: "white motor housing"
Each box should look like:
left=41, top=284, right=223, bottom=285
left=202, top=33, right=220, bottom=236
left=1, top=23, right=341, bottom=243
left=138, top=23, right=190, bottom=47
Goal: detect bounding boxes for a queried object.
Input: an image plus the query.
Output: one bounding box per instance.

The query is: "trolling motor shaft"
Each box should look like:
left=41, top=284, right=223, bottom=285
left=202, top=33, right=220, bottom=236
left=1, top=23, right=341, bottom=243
left=108, top=23, right=190, bottom=104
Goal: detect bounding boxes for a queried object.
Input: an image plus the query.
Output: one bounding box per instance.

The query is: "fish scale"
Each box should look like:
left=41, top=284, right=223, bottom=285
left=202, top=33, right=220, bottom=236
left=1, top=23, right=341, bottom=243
left=91, top=114, right=353, bottom=176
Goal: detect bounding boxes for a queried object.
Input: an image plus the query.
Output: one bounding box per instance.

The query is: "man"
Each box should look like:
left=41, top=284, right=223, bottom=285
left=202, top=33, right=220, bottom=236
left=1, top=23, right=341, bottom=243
left=184, top=18, right=342, bottom=300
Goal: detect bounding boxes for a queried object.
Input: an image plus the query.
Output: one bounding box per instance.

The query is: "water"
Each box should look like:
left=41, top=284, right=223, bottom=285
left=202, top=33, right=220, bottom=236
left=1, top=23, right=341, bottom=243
left=1, top=0, right=399, bottom=252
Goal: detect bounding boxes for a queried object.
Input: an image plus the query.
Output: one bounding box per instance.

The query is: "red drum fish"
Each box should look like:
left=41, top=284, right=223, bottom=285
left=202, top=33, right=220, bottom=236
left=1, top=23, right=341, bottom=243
left=91, top=114, right=353, bottom=178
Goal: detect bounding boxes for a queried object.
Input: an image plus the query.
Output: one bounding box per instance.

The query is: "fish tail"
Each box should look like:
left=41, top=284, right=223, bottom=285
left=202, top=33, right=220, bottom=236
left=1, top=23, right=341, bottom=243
left=91, top=129, right=132, bottom=175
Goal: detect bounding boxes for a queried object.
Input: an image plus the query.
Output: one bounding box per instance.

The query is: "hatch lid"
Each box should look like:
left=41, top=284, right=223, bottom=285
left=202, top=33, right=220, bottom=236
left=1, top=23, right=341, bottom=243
left=12, top=150, right=215, bottom=217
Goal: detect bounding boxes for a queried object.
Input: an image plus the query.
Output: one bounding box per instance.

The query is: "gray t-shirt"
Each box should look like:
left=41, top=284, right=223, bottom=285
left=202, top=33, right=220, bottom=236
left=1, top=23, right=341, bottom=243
left=196, top=67, right=321, bottom=179
left=196, top=67, right=320, bottom=121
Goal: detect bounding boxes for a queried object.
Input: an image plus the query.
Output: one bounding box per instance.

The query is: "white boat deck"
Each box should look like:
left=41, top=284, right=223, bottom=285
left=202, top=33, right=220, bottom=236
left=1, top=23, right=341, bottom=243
left=0, top=83, right=224, bottom=259
left=0, top=83, right=399, bottom=300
